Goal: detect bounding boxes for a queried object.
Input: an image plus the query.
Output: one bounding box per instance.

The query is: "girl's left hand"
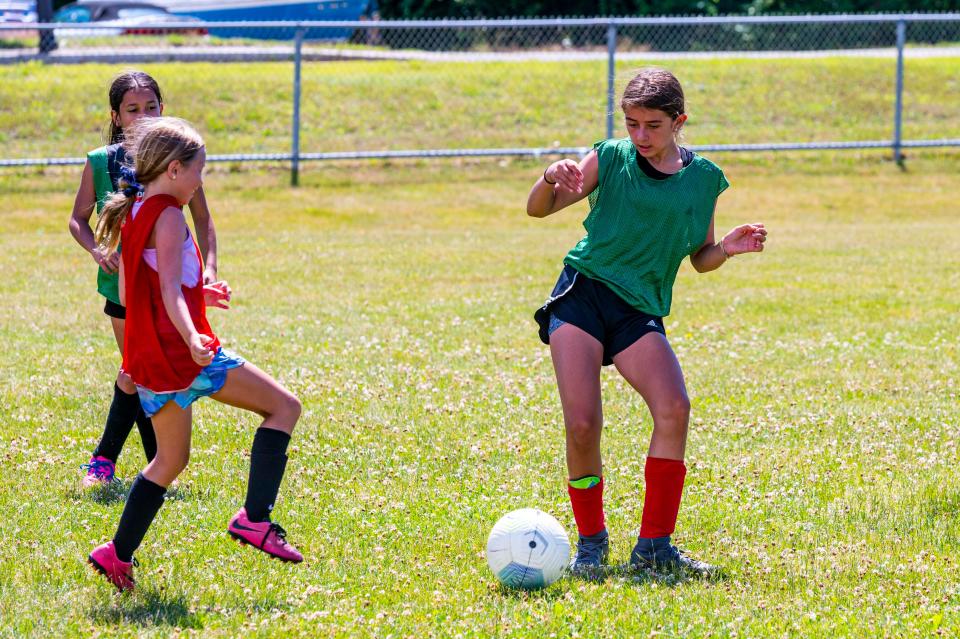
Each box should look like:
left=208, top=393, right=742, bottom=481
left=722, top=223, right=767, bottom=256
left=203, top=280, right=232, bottom=309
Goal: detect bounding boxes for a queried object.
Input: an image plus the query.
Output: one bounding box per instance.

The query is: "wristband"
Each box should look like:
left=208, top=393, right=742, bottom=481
left=543, top=169, right=557, bottom=185
left=719, top=238, right=732, bottom=259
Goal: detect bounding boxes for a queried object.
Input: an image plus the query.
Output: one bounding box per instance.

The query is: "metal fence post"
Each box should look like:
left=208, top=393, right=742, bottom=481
left=291, top=27, right=305, bottom=186
left=37, top=0, right=57, bottom=53
left=893, top=19, right=906, bottom=168
left=606, top=21, right=617, bottom=139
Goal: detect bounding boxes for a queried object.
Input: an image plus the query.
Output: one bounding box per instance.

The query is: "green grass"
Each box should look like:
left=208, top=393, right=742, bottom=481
left=0, top=147, right=959, bottom=636
left=1, top=56, right=958, bottom=160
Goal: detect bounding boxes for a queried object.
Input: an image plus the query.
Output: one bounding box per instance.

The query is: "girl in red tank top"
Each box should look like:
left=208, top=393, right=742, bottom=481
left=85, top=117, right=305, bottom=592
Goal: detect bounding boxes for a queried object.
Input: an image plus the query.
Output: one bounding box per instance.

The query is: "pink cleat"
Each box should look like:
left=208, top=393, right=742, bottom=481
left=228, top=508, right=303, bottom=563
left=88, top=541, right=135, bottom=592
left=81, top=455, right=117, bottom=488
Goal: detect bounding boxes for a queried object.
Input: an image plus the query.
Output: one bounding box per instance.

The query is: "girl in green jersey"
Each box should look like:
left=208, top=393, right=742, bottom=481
left=527, top=67, right=766, bottom=578
left=68, top=71, right=219, bottom=488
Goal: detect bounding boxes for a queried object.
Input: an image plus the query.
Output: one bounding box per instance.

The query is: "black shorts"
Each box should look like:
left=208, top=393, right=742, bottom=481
left=103, top=299, right=126, bottom=319
left=534, top=265, right=666, bottom=366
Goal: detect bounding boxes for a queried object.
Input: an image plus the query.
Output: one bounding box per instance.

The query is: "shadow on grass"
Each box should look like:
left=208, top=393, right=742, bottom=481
left=67, top=480, right=193, bottom=505
left=566, top=562, right=731, bottom=589
left=494, top=562, right=726, bottom=598
left=89, top=588, right=203, bottom=629
left=162, top=483, right=192, bottom=502
left=923, top=490, right=960, bottom=520
left=495, top=582, right=567, bottom=601
left=66, top=479, right=131, bottom=505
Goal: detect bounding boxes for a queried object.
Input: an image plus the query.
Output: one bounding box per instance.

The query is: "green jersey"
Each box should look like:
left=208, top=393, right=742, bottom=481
left=563, top=138, right=729, bottom=317
left=88, top=144, right=126, bottom=305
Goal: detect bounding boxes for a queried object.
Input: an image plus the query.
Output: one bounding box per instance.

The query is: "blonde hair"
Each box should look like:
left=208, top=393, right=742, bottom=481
left=95, top=117, right=204, bottom=252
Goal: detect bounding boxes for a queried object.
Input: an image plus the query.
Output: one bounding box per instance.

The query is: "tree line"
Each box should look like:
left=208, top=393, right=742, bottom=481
left=377, top=0, right=960, bottom=19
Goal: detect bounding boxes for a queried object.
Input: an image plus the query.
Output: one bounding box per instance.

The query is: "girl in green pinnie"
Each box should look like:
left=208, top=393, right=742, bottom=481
left=528, top=68, right=767, bottom=577
left=68, top=71, right=219, bottom=487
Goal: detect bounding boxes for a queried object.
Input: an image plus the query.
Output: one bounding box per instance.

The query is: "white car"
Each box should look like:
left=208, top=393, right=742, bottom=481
left=0, top=1, right=37, bottom=23
left=54, top=1, right=206, bottom=38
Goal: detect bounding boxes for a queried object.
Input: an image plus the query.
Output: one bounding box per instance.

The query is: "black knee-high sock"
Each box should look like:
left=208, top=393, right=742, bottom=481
left=134, top=408, right=157, bottom=463
left=244, top=428, right=291, bottom=523
left=92, top=383, right=141, bottom=462
left=112, top=473, right=166, bottom=562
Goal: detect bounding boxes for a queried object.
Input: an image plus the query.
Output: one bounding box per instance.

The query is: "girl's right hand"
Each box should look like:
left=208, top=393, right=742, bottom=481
left=91, top=246, right=120, bottom=274
left=203, top=280, right=232, bottom=309
left=545, top=159, right=584, bottom=194
left=189, top=333, right=215, bottom=367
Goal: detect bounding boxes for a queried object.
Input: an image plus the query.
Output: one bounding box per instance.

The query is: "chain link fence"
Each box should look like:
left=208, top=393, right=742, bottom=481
left=1, top=15, right=958, bottom=181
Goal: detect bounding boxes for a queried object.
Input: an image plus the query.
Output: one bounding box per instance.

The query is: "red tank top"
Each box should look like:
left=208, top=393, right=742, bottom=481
left=120, top=194, right=220, bottom=392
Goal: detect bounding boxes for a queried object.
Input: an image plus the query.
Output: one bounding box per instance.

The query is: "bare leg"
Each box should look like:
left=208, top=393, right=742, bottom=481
left=108, top=317, right=138, bottom=394
left=549, top=323, right=604, bottom=478
left=141, top=401, right=192, bottom=486
left=84, top=316, right=152, bottom=473
left=105, top=400, right=189, bottom=566
left=212, top=362, right=301, bottom=526
left=109, top=316, right=124, bottom=352
left=612, top=332, right=690, bottom=460
left=209, top=362, right=301, bottom=433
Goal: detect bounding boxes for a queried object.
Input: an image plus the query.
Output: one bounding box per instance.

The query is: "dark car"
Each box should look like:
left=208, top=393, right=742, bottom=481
left=54, top=1, right=206, bottom=35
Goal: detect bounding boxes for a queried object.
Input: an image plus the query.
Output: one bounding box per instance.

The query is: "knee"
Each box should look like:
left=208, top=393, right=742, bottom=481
left=283, top=392, right=301, bottom=423
left=272, top=391, right=301, bottom=432
left=116, top=371, right=137, bottom=395
left=566, top=416, right=602, bottom=450
left=151, top=449, right=189, bottom=483
left=653, top=394, right=691, bottom=430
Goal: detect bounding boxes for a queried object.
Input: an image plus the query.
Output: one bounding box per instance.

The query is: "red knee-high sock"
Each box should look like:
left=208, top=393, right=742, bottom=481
left=639, top=457, right=686, bottom=539
left=568, top=477, right=605, bottom=537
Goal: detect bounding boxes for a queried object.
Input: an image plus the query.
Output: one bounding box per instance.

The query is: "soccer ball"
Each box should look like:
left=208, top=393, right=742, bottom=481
left=486, top=508, right=570, bottom=589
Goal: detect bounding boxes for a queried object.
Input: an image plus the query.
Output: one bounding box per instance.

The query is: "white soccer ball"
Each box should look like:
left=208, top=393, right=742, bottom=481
left=486, top=508, right=570, bottom=589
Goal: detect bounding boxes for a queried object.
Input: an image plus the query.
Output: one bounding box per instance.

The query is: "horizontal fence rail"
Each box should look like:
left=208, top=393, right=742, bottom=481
left=1, top=14, right=959, bottom=180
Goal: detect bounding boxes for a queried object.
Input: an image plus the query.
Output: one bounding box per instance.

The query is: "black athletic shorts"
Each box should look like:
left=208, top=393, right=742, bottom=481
left=103, top=299, right=126, bottom=319
left=534, top=264, right=666, bottom=366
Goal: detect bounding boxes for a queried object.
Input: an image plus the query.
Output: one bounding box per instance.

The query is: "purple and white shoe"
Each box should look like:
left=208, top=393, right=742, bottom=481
left=81, top=455, right=117, bottom=488
left=228, top=507, right=303, bottom=563
left=88, top=541, right=135, bottom=591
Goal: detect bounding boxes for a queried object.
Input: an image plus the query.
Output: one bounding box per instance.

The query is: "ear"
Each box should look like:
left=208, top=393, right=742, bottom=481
left=674, top=114, right=688, bottom=130
left=167, top=159, right=182, bottom=180
left=159, top=103, right=165, bottom=115
left=111, top=111, right=121, bottom=127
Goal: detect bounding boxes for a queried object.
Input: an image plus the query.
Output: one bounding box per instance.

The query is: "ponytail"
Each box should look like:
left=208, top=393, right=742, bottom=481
left=95, top=194, right=134, bottom=253
left=94, top=166, right=143, bottom=252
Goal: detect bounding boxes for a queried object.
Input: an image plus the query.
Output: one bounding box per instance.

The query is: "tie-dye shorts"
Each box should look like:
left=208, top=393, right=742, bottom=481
left=136, top=348, right=246, bottom=417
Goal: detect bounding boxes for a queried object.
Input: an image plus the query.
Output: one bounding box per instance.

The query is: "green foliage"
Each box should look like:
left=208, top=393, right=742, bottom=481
left=377, top=0, right=960, bottom=18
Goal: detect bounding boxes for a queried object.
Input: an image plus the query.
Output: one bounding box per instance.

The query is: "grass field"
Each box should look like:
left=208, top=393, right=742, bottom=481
left=2, top=151, right=959, bottom=637
left=1, top=56, right=959, bottom=159
left=1, top=57, right=960, bottom=637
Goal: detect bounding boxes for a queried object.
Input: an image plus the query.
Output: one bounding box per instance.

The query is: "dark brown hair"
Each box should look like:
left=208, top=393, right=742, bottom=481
left=107, top=70, right=164, bottom=144
left=95, top=117, right=204, bottom=252
left=620, top=67, right=685, bottom=119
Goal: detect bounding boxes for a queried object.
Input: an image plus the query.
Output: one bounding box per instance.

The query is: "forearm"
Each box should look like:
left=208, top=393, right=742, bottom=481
left=69, top=214, right=98, bottom=254
left=691, top=240, right=729, bottom=273
left=189, top=191, right=218, bottom=274
left=194, top=215, right=217, bottom=273
left=526, top=177, right=557, bottom=218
